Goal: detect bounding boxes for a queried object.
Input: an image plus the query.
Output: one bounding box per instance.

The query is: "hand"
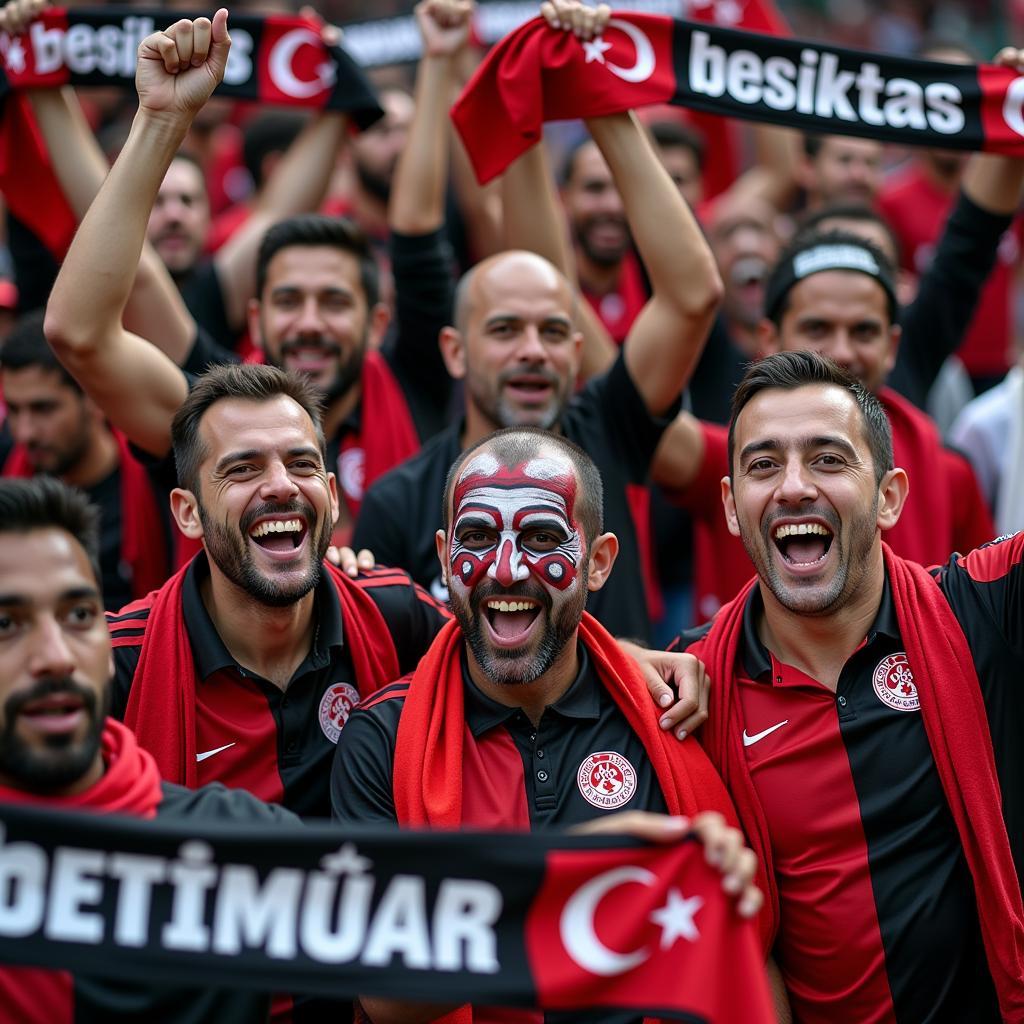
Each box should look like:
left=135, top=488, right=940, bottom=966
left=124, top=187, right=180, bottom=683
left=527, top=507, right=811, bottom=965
left=299, top=5, right=342, bottom=49
left=994, top=46, right=1024, bottom=71
left=326, top=545, right=376, bottom=577
left=136, top=9, right=231, bottom=121
left=540, top=0, right=610, bottom=40
left=0, top=0, right=47, bottom=35
left=571, top=810, right=763, bottom=918
left=621, top=642, right=710, bottom=741
left=416, top=0, right=473, bottom=59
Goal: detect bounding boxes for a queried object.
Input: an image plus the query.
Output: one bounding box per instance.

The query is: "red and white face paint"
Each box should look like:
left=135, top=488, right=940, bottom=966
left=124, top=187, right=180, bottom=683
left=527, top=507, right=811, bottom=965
left=449, top=453, right=584, bottom=597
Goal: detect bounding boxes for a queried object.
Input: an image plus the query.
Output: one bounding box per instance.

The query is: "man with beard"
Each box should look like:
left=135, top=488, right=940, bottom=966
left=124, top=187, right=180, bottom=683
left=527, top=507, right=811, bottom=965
left=666, top=350, right=1024, bottom=1022
left=0, top=474, right=294, bottom=1022
left=1, top=313, right=172, bottom=610
left=332, top=428, right=766, bottom=1024
left=45, top=3, right=459, bottom=540
left=105, top=360, right=450, bottom=822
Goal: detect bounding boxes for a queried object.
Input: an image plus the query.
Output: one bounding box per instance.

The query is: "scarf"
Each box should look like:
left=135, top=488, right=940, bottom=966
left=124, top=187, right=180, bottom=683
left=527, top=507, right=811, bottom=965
left=121, top=557, right=400, bottom=787
left=997, top=365, right=1024, bottom=535
left=3, top=430, right=170, bottom=600
left=697, top=547, right=1024, bottom=1019
left=451, top=14, right=1024, bottom=187
left=392, top=614, right=739, bottom=1024
left=0, top=718, right=162, bottom=818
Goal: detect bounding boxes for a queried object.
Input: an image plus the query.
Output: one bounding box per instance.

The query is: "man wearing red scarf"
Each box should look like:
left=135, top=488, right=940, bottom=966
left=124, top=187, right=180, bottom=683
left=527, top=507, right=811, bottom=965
left=332, top=428, right=767, bottom=1024
left=0, top=475, right=294, bottom=1022
left=668, top=351, right=1024, bottom=1022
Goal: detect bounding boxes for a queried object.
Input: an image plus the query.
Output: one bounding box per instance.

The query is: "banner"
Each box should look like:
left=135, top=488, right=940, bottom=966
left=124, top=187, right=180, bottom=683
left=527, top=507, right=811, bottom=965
left=0, top=8, right=383, bottom=128
left=0, top=802, right=773, bottom=1020
left=452, top=13, right=1024, bottom=183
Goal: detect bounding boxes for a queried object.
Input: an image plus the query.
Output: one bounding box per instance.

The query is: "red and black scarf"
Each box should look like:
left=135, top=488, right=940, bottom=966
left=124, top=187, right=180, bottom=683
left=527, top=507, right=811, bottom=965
left=3, top=430, right=170, bottom=600
left=119, top=557, right=400, bottom=787
left=696, top=547, right=1024, bottom=1020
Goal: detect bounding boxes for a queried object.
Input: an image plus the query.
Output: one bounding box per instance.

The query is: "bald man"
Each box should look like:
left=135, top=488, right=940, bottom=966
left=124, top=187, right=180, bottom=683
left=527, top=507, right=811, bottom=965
left=354, top=106, right=722, bottom=641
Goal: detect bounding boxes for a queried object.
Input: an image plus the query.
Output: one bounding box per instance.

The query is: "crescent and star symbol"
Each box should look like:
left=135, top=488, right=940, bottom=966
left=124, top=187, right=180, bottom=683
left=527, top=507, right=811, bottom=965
left=2, top=37, right=26, bottom=74
left=269, top=27, right=336, bottom=99
left=580, top=19, right=656, bottom=84
left=560, top=865, right=704, bottom=977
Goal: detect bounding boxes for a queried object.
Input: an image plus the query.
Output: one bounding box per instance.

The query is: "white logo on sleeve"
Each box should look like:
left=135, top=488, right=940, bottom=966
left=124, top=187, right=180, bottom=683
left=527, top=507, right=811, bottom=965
left=741, top=720, right=788, bottom=747
left=195, top=742, right=236, bottom=763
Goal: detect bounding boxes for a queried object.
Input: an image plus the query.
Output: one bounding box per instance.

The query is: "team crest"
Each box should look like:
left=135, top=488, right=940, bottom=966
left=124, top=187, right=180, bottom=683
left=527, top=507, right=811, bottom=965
left=318, top=682, right=360, bottom=743
left=338, top=448, right=365, bottom=502
left=872, top=653, right=919, bottom=712
left=577, top=751, right=637, bottom=809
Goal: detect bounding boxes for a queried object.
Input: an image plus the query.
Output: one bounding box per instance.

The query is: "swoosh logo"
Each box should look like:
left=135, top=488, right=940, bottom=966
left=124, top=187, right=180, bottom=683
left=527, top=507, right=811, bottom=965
left=742, top=720, right=788, bottom=747
left=195, top=742, right=237, bottom=763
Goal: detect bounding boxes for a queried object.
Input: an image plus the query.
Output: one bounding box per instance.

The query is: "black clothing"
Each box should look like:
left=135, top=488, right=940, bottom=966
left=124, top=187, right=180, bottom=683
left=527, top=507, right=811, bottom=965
left=353, top=352, right=678, bottom=641
left=109, top=553, right=449, bottom=820
left=81, top=465, right=132, bottom=611
left=178, top=260, right=235, bottom=353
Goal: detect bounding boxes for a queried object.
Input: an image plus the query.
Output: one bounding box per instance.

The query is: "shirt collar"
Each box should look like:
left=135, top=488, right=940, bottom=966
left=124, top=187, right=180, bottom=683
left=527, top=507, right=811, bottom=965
left=740, top=571, right=900, bottom=681
left=182, top=554, right=345, bottom=680
left=462, top=645, right=599, bottom=737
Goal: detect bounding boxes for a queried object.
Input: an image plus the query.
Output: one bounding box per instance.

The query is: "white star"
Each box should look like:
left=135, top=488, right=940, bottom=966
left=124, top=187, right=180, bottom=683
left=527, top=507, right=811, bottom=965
left=649, top=888, right=703, bottom=948
left=582, top=36, right=612, bottom=64
left=5, top=38, right=26, bottom=75
left=320, top=842, right=372, bottom=875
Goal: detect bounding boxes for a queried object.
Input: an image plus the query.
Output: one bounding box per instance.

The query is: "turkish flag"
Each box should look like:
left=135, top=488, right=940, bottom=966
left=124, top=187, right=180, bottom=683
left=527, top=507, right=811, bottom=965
left=257, top=20, right=334, bottom=107
left=526, top=839, right=774, bottom=1022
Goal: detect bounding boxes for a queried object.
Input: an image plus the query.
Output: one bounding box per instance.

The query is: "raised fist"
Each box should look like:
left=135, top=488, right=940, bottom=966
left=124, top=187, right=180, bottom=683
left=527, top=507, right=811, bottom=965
left=415, top=0, right=473, bottom=59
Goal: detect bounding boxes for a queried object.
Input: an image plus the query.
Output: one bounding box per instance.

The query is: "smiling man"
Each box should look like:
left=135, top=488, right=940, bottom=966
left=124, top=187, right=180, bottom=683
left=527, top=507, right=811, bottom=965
left=669, top=351, right=1024, bottom=1022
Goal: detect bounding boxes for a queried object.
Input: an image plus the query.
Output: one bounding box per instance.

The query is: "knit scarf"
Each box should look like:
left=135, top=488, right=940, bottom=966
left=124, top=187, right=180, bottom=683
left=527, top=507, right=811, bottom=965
left=3, top=430, right=169, bottom=600
left=698, top=547, right=1024, bottom=1020
left=392, top=613, right=740, bottom=1024
left=0, top=718, right=162, bottom=818
left=122, top=557, right=400, bottom=787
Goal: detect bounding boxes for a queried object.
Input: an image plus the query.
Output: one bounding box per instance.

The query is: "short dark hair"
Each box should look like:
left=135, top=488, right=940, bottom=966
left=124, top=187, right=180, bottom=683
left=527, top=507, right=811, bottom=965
left=0, top=477, right=101, bottom=583
left=255, top=214, right=379, bottom=308
left=3, top=310, right=81, bottom=391
left=442, top=427, right=604, bottom=544
left=559, top=135, right=597, bottom=187
left=728, top=351, right=894, bottom=485
left=649, top=120, right=706, bottom=172
left=797, top=203, right=902, bottom=265
left=171, top=364, right=326, bottom=494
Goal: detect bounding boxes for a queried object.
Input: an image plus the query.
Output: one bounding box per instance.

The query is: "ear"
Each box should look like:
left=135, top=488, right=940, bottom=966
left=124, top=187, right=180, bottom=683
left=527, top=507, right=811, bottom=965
left=170, top=487, right=205, bottom=540
left=326, top=471, right=340, bottom=526
left=721, top=475, right=742, bottom=538
left=439, top=327, right=467, bottom=381
left=570, top=330, right=584, bottom=376
left=756, top=318, right=781, bottom=358
left=883, top=323, right=901, bottom=377
left=585, top=532, right=619, bottom=592
left=247, top=298, right=264, bottom=353
left=366, top=302, right=391, bottom=351
left=876, top=467, right=909, bottom=533
left=434, top=528, right=450, bottom=581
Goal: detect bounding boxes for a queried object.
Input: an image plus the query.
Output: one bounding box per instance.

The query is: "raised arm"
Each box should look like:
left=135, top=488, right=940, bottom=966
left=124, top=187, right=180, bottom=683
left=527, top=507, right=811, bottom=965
left=45, top=12, right=231, bottom=456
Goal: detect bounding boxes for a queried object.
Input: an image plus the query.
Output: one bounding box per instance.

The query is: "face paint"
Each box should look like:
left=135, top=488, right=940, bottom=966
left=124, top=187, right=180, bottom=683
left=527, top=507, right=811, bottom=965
left=449, top=454, right=584, bottom=595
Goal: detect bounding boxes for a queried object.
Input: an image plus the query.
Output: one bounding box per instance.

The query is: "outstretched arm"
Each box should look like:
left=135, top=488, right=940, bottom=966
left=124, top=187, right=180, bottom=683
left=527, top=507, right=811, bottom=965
left=45, top=11, right=231, bottom=456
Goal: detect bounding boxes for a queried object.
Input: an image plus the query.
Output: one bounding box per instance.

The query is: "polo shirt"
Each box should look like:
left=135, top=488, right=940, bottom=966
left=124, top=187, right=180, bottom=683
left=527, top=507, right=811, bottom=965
left=668, top=533, right=1024, bottom=1023
left=332, top=647, right=665, bottom=1024
left=109, top=554, right=450, bottom=820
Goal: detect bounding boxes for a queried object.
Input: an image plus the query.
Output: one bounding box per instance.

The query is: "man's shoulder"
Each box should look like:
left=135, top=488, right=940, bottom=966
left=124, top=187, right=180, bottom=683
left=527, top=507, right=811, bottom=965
left=106, top=594, right=160, bottom=648
left=158, top=780, right=300, bottom=826
left=346, top=565, right=451, bottom=624
left=666, top=619, right=715, bottom=655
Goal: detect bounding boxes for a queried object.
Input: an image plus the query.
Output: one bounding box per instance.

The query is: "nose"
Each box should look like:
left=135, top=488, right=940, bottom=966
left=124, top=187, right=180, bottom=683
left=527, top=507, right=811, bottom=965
left=9, top=412, right=37, bottom=447
left=514, top=324, right=549, bottom=364
left=27, top=615, right=76, bottom=680
left=774, top=455, right=817, bottom=505
left=294, top=296, right=326, bottom=336
left=488, top=533, right=529, bottom=587
left=259, top=458, right=300, bottom=502
left=822, top=330, right=856, bottom=371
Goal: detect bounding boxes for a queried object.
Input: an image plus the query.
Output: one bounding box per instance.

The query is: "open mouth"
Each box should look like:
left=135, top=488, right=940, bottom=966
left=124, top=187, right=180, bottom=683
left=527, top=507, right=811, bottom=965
left=248, top=516, right=309, bottom=556
left=19, top=693, right=87, bottom=736
left=482, top=597, right=543, bottom=647
left=504, top=376, right=555, bottom=403
left=772, top=521, right=834, bottom=568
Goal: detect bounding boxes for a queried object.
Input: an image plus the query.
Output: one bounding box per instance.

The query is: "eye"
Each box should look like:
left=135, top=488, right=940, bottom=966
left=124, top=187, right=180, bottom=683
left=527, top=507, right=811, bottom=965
left=64, top=604, right=99, bottom=629
left=0, top=613, right=16, bottom=637
left=814, top=453, right=845, bottom=468
left=227, top=464, right=256, bottom=476
left=290, top=459, right=320, bottom=473
left=523, top=530, right=563, bottom=551
left=747, top=458, right=776, bottom=473
left=458, top=529, right=493, bottom=549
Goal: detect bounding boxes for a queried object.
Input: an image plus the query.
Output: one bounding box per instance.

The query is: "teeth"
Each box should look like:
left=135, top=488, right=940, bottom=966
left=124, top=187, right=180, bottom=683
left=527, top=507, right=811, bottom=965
left=485, top=600, right=536, bottom=612
left=774, top=523, right=831, bottom=540
left=250, top=519, right=303, bottom=538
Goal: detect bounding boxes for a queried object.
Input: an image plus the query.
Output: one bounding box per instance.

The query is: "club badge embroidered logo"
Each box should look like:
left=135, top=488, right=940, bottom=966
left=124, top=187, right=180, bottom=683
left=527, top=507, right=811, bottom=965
left=318, top=682, right=360, bottom=743
left=872, top=653, right=920, bottom=712
left=577, top=751, right=637, bottom=809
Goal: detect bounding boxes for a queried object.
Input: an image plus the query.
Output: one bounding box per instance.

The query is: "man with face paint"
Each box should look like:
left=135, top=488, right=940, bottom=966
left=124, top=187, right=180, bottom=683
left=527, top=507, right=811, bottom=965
left=332, top=427, right=766, bottom=1024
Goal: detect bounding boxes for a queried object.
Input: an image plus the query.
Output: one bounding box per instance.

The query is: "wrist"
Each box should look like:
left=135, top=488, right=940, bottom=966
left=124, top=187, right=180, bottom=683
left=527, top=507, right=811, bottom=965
left=133, top=106, right=195, bottom=143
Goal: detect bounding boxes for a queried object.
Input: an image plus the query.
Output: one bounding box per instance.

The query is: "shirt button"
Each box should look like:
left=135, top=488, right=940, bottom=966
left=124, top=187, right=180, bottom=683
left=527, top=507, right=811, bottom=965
left=537, top=770, right=549, bottom=782
left=536, top=749, right=545, bottom=758
left=530, top=733, right=537, bottom=742
left=838, top=696, right=847, bottom=707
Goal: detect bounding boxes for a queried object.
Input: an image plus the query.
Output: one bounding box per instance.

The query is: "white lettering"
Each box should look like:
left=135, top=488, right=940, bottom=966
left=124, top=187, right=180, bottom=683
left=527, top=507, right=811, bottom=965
left=432, top=879, right=501, bottom=973
left=689, top=31, right=725, bottom=98
left=814, top=52, right=856, bottom=120
left=362, top=875, right=432, bottom=969
left=212, top=865, right=302, bottom=958
left=29, top=21, right=63, bottom=74
left=45, top=848, right=104, bottom=944
left=762, top=55, right=797, bottom=110
left=108, top=853, right=166, bottom=947
left=883, top=78, right=927, bottom=129
left=300, top=871, right=374, bottom=963
left=727, top=50, right=762, bottom=104
left=224, top=28, right=253, bottom=86
left=926, top=81, right=965, bottom=134
left=0, top=825, right=46, bottom=937
left=162, top=841, right=216, bottom=952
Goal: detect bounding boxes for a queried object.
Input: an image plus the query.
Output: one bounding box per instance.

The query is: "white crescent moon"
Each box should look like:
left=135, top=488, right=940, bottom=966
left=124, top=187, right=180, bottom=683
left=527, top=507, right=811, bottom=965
left=604, top=19, right=656, bottom=85
left=269, top=27, right=323, bottom=100
left=1003, top=77, right=1024, bottom=140
left=559, top=866, right=653, bottom=976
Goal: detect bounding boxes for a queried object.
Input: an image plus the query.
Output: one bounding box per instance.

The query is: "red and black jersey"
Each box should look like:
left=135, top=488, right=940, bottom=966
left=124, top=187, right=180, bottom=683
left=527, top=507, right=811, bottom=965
left=108, top=554, right=450, bottom=820
left=668, top=533, right=1024, bottom=1023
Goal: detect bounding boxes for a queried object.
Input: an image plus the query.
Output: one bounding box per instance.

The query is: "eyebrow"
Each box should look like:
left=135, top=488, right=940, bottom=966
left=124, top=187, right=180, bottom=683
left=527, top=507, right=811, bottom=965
left=739, top=435, right=861, bottom=464
left=0, top=586, right=101, bottom=606
left=483, top=313, right=573, bottom=329
left=213, top=446, right=323, bottom=475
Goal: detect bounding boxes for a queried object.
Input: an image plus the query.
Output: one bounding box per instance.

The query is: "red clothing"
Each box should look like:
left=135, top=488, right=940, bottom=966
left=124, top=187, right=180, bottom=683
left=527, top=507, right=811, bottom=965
left=879, top=163, right=1019, bottom=378
left=581, top=249, right=648, bottom=346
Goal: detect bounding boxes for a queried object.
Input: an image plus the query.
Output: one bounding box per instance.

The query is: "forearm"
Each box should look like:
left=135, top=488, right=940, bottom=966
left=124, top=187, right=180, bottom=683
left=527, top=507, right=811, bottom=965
left=390, top=54, right=455, bottom=234
left=256, top=111, right=347, bottom=217
left=962, top=153, right=1024, bottom=215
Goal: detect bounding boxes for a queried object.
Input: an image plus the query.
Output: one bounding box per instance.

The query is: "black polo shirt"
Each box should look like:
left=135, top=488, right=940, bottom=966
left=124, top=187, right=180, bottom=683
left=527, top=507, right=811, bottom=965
left=109, top=554, right=449, bottom=820
left=352, top=352, right=678, bottom=642
left=669, top=533, right=1024, bottom=1024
